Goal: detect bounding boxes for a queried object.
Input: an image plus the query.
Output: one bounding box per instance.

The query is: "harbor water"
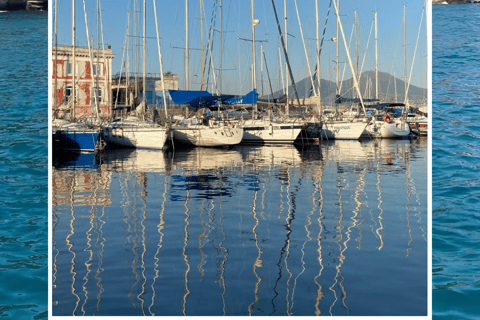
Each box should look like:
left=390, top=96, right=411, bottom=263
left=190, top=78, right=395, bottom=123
left=0, top=10, right=48, bottom=319
left=52, top=140, right=427, bottom=316
left=433, top=4, right=480, bottom=320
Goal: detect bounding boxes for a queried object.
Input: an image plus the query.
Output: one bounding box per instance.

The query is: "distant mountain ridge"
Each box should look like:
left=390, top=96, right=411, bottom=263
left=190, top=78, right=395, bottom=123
left=264, top=70, right=427, bottom=105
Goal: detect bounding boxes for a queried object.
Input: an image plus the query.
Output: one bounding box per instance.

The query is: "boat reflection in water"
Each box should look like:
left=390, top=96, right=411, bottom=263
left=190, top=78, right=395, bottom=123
left=52, top=139, right=427, bottom=316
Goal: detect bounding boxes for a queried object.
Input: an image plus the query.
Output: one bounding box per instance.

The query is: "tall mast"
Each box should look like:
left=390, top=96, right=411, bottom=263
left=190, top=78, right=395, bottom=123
left=153, top=0, right=168, bottom=115
left=219, top=0, right=222, bottom=94
left=96, top=0, right=100, bottom=111
left=315, top=0, right=321, bottom=113
left=260, top=43, right=264, bottom=98
left=332, top=0, right=366, bottom=115
left=284, top=0, right=288, bottom=115
left=72, top=0, right=76, bottom=120
left=355, top=11, right=358, bottom=79
left=335, top=0, right=339, bottom=97
left=134, top=0, right=138, bottom=99
left=143, top=0, right=146, bottom=110
left=200, top=0, right=204, bottom=90
left=251, top=0, right=257, bottom=115
left=54, top=0, right=58, bottom=110
left=404, top=5, right=407, bottom=105
left=185, top=0, right=189, bottom=90
left=126, top=11, right=130, bottom=106
left=394, top=72, right=397, bottom=102
left=375, top=11, right=378, bottom=100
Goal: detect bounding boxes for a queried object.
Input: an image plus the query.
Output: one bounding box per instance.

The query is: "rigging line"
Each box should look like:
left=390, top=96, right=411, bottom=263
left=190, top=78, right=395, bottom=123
left=384, top=27, right=403, bottom=101
left=263, top=50, right=276, bottom=103
left=405, top=6, right=425, bottom=104
left=294, top=0, right=316, bottom=97
left=309, top=0, right=332, bottom=97
left=203, top=0, right=219, bottom=91
left=356, top=17, right=374, bottom=86
left=114, top=12, right=131, bottom=111
left=98, top=0, right=109, bottom=110
left=169, top=0, right=180, bottom=72
left=270, top=0, right=301, bottom=106
left=338, top=19, right=355, bottom=97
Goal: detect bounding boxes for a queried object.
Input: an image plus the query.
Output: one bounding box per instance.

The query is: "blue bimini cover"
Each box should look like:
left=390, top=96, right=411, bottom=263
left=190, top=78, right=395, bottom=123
left=223, top=89, right=257, bottom=105
left=168, top=90, right=216, bottom=108
left=168, top=89, right=258, bottom=108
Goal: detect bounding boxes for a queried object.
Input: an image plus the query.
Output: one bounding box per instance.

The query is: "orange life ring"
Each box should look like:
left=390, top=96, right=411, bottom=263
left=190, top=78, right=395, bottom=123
left=383, top=113, right=393, bottom=123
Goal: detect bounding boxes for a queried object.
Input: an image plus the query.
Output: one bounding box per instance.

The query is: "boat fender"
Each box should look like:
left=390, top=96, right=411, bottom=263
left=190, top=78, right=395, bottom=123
left=269, top=123, right=273, bottom=135
left=383, top=114, right=393, bottom=123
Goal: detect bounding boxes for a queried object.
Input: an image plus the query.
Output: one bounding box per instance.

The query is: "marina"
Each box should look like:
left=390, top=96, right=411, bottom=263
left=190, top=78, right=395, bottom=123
left=51, top=0, right=428, bottom=152
left=51, top=0, right=428, bottom=316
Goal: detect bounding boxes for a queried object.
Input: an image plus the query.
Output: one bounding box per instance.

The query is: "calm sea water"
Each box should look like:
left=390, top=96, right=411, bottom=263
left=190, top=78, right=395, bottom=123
left=0, top=11, right=48, bottom=319
left=433, top=4, right=480, bottom=320
left=52, top=140, right=427, bottom=316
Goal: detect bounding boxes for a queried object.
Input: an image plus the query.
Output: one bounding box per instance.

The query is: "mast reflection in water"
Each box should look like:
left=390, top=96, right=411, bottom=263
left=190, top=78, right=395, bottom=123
left=52, top=139, right=427, bottom=316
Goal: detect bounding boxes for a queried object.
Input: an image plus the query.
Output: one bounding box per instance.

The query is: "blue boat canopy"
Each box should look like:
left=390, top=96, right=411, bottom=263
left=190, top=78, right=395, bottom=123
left=168, top=89, right=257, bottom=109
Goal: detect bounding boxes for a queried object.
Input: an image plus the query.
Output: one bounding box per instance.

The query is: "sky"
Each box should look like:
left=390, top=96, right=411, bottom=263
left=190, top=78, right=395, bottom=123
left=53, top=0, right=428, bottom=96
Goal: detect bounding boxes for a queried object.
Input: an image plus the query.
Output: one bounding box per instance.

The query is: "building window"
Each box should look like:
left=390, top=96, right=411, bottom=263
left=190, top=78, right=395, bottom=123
left=67, top=63, right=73, bottom=75
left=92, top=87, right=102, bottom=103
left=65, top=86, right=72, bottom=103
left=92, top=64, right=102, bottom=76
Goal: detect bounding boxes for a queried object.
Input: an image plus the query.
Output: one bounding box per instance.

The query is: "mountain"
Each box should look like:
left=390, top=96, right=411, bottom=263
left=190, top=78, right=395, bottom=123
left=264, top=70, right=427, bottom=105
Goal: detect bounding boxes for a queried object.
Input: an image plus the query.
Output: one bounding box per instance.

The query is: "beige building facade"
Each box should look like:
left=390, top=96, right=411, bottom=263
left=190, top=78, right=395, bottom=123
left=52, top=45, right=115, bottom=119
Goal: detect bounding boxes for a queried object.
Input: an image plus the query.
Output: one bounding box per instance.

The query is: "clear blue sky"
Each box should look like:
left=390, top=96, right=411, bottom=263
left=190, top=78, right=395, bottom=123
left=53, top=0, right=428, bottom=95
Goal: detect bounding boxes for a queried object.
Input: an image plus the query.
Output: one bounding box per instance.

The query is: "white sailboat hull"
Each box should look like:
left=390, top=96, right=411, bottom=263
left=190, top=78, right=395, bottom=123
left=173, top=126, right=243, bottom=147
left=102, top=123, right=168, bottom=150
left=322, top=121, right=367, bottom=140
left=378, top=119, right=410, bottom=138
left=241, top=119, right=303, bottom=144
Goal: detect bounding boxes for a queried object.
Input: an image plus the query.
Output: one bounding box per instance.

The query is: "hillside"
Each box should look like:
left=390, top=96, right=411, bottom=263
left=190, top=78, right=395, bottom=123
left=264, top=70, right=427, bottom=105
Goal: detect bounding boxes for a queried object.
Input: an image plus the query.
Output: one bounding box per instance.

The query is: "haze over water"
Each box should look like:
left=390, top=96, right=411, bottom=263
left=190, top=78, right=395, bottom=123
left=52, top=140, right=427, bottom=316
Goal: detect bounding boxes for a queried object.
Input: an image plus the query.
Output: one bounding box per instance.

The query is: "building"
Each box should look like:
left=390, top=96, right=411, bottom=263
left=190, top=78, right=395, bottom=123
left=52, top=45, right=115, bottom=119
left=111, top=71, right=179, bottom=116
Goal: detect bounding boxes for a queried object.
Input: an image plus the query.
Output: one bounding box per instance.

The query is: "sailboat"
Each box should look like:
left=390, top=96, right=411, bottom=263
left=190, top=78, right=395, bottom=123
left=239, top=0, right=305, bottom=144
left=364, top=9, right=411, bottom=139
left=168, top=0, right=243, bottom=147
left=168, top=90, right=244, bottom=147
left=319, top=1, right=368, bottom=140
left=52, top=0, right=102, bottom=152
left=101, top=0, right=168, bottom=150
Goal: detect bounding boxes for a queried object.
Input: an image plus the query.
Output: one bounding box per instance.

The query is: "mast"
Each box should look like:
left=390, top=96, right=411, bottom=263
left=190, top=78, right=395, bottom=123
left=185, top=0, right=189, bottom=90
left=278, top=44, right=284, bottom=95
left=96, top=0, right=100, bottom=113
left=72, top=0, right=76, bottom=120
left=219, top=0, right=222, bottom=94
left=404, top=5, right=407, bottom=105
left=261, top=43, right=264, bottom=98
left=315, top=0, right=321, bottom=113
left=375, top=11, right=378, bottom=100
left=134, top=0, right=138, bottom=99
left=153, top=0, right=168, bottom=116
left=200, top=0, right=204, bottom=90
left=126, top=11, right=130, bottom=107
left=54, top=0, right=58, bottom=110
left=143, top=0, right=146, bottom=111
left=284, top=0, right=288, bottom=115
left=251, top=0, right=258, bottom=115
left=332, top=0, right=366, bottom=115
left=394, top=72, right=397, bottom=102
left=355, top=11, right=358, bottom=79
left=335, top=0, right=339, bottom=97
